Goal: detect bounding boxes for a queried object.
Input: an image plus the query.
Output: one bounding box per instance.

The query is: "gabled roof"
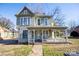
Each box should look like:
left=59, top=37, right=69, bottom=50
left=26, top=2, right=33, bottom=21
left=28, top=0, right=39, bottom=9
left=15, top=6, right=34, bottom=16
left=15, top=6, right=52, bottom=18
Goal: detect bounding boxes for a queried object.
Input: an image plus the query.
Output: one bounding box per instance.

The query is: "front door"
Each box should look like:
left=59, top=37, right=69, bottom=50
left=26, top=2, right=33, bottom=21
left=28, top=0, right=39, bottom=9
left=35, top=30, right=42, bottom=42
left=22, top=30, right=28, bottom=42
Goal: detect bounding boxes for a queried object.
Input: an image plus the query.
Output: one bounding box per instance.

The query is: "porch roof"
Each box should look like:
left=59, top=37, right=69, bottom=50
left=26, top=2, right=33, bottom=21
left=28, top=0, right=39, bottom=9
left=27, top=26, right=67, bottom=29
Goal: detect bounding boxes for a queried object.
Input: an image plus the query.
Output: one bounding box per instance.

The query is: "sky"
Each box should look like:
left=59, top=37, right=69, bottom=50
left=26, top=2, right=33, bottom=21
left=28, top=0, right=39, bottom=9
left=0, top=3, right=79, bottom=28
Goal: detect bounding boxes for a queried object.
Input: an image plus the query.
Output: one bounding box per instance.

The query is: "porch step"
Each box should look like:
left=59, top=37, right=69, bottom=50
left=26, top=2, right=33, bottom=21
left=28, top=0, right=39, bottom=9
left=46, top=38, right=67, bottom=42
left=34, top=42, right=42, bottom=45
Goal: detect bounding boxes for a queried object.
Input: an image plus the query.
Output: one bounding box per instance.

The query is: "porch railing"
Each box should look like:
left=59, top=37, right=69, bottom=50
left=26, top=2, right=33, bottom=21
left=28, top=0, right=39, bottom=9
left=43, top=37, right=68, bottom=42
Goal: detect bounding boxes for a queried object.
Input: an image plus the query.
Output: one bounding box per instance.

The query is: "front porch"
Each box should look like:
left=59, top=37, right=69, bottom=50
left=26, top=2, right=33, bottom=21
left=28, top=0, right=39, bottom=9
left=27, top=27, right=68, bottom=44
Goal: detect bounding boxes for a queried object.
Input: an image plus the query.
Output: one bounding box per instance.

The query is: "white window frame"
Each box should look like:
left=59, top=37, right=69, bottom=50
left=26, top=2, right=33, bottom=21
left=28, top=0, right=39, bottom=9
left=37, top=18, right=44, bottom=26
left=22, top=17, right=24, bottom=25
left=20, top=17, right=23, bottom=25
left=37, top=18, right=48, bottom=26
left=17, top=18, right=20, bottom=25
left=23, top=17, right=31, bottom=25
left=18, top=17, right=31, bottom=26
left=37, top=18, right=41, bottom=25
left=44, top=18, right=48, bottom=26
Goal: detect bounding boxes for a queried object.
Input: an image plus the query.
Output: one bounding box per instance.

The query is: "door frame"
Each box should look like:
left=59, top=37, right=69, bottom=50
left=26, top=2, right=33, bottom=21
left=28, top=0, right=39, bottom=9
left=22, top=30, right=28, bottom=40
left=35, top=30, right=42, bottom=42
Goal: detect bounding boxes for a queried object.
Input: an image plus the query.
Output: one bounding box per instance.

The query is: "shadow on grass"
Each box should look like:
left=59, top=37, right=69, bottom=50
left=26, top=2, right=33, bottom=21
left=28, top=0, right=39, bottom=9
left=0, top=39, right=31, bottom=45
left=43, top=42, right=72, bottom=44
left=0, top=39, right=18, bottom=45
left=68, top=36, right=79, bottom=39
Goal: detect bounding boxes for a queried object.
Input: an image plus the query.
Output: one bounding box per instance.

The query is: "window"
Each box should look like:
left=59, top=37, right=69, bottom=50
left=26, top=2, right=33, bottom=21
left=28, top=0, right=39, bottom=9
left=45, top=18, right=48, bottom=25
left=17, top=18, right=20, bottom=25
left=41, top=18, right=44, bottom=25
left=24, top=17, right=27, bottom=25
left=20, top=17, right=23, bottom=25
left=37, top=18, right=48, bottom=26
left=38, top=19, right=40, bottom=25
left=24, top=10, right=27, bottom=14
left=38, top=18, right=44, bottom=25
left=22, top=18, right=25, bottom=25
left=22, top=30, right=28, bottom=39
left=19, top=17, right=31, bottom=26
left=28, top=17, right=30, bottom=25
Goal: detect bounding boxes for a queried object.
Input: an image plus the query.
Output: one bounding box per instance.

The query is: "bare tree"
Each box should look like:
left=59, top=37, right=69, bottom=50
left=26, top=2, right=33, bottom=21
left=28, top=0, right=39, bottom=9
left=69, top=20, right=77, bottom=32
left=52, top=7, right=65, bottom=26
left=26, top=4, right=65, bottom=26
left=0, top=17, right=14, bottom=30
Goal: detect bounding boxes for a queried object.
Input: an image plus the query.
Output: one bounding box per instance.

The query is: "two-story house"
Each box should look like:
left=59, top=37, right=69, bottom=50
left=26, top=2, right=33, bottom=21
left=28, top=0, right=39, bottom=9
left=15, top=6, right=68, bottom=44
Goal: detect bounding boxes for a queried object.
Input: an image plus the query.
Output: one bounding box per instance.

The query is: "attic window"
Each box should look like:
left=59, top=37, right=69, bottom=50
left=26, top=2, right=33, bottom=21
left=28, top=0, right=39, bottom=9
left=24, top=10, right=27, bottom=14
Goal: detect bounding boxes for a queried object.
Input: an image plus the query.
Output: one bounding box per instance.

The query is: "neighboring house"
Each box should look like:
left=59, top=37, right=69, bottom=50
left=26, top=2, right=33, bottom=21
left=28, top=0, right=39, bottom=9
left=10, top=29, right=19, bottom=39
left=0, top=26, right=18, bottom=39
left=15, top=6, right=68, bottom=44
left=70, top=26, right=79, bottom=37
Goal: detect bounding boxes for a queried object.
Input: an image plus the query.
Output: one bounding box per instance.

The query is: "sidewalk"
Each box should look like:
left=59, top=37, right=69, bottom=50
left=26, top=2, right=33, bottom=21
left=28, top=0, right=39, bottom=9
left=28, top=43, right=42, bottom=56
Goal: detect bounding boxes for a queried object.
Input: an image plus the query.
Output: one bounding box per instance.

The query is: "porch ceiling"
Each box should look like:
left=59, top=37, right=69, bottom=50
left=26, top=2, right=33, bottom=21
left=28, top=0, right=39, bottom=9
left=27, top=26, right=67, bottom=29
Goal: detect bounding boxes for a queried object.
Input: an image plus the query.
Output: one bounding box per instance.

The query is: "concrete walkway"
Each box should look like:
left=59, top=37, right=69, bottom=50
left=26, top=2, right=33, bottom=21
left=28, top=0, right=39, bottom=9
left=28, top=43, right=42, bottom=56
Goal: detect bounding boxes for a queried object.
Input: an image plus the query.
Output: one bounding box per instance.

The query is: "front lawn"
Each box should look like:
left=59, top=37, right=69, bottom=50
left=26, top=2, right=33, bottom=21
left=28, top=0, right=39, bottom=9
left=43, top=39, right=79, bottom=56
left=0, top=45, right=32, bottom=56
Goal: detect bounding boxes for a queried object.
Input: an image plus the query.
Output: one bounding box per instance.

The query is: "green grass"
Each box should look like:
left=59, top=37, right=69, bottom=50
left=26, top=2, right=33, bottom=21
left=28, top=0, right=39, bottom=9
left=11, top=45, right=32, bottom=56
left=43, top=46, right=64, bottom=56
left=43, top=39, right=79, bottom=56
left=0, top=45, right=32, bottom=56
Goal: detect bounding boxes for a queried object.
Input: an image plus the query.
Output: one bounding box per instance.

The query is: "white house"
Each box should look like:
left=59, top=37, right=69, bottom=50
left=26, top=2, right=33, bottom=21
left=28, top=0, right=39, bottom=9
left=15, top=6, right=68, bottom=44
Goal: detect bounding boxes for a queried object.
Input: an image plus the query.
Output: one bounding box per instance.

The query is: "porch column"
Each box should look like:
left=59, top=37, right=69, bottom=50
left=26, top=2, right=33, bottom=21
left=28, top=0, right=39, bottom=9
left=33, top=30, right=35, bottom=43
left=52, top=29, right=54, bottom=39
left=28, top=30, right=30, bottom=44
left=52, top=29, right=55, bottom=42
left=42, top=30, right=43, bottom=43
left=65, top=29, right=68, bottom=42
left=58, top=30, right=60, bottom=38
left=48, top=29, right=49, bottom=39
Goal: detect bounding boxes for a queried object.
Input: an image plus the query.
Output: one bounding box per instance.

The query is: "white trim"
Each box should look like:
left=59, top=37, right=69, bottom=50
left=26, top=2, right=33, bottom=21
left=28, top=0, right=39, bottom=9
left=19, top=17, right=31, bottom=26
